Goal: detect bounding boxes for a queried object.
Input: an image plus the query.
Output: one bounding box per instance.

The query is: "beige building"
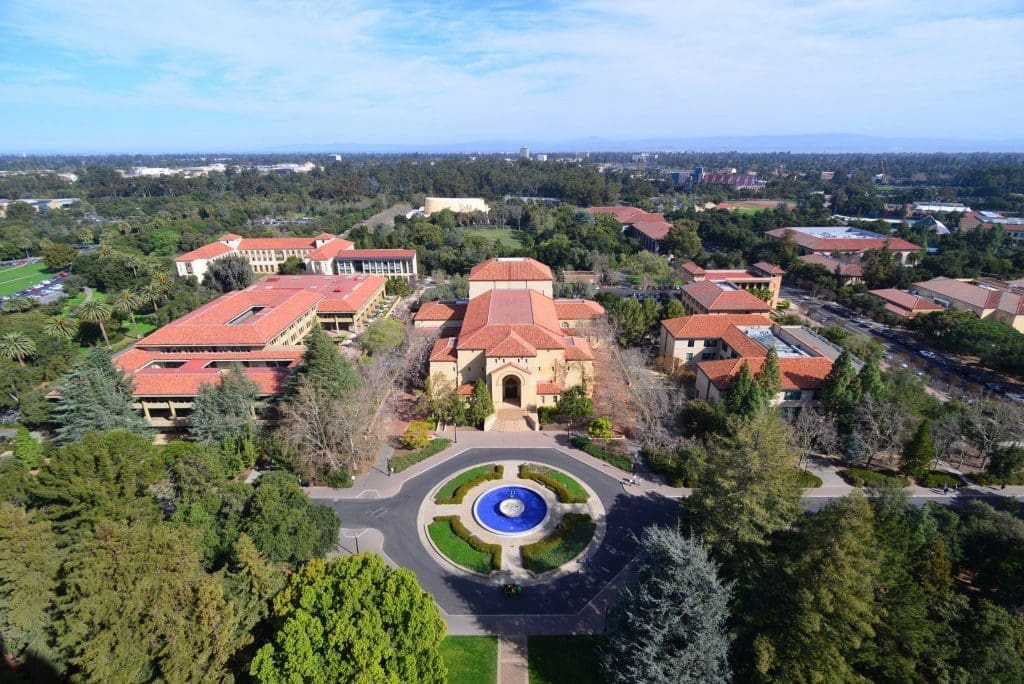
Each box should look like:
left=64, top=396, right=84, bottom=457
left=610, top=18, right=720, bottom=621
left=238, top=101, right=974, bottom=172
left=423, top=197, right=490, bottom=215
left=912, top=277, right=1024, bottom=332
left=414, top=258, right=603, bottom=426
left=679, top=261, right=784, bottom=308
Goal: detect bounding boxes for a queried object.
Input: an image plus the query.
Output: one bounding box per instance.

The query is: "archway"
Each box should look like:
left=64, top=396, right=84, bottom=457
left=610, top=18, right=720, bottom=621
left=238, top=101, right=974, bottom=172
left=502, top=375, right=521, bottom=407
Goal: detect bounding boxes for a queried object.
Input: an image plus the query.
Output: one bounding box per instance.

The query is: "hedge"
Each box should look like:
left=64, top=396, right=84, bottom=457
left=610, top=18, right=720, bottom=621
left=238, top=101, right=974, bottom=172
left=518, top=464, right=588, bottom=503
left=521, top=513, right=596, bottom=573
left=795, top=469, right=823, bottom=488
left=972, top=471, right=1024, bottom=486
left=429, top=516, right=501, bottom=573
left=391, top=438, right=452, bottom=473
left=435, top=465, right=504, bottom=504
left=918, top=471, right=961, bottom=488
left=838, top=467, right=909, bottom=489
left=569, top=435, right=633, bottom=471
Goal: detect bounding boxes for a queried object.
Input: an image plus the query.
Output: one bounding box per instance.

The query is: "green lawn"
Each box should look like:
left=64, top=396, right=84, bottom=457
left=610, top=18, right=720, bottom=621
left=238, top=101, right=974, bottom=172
left=521, top=514, right=596, bottom=573
left=60, top=289, right=108, bottom=316
left=522, top=463, right=588, bottom=502
left=435, top=465, right=493, bottom=502
left=466, top=227, right=524, bottom=249
left=391, top=438, right=451, bottom=472
left=528, top=636, right=606, bottom=684
left=440, top=636, right=498, bottom=684
left=0, top=262, right=58, bottom=297
left=427, top=518, right=494, bottom=574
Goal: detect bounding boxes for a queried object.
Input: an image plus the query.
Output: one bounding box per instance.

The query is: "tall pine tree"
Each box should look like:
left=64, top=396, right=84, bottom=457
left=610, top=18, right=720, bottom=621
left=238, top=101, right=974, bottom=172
left=285, top=326, right=358, bottom=395
left=52, top=347, right=150, bottom=444
left=189, top=364, right=260, bottom=444
left=755, top=347, right=783, bottom=404
left=722, top=362, right=763, bottom=417
left=900, top=418, right=935, bottom=480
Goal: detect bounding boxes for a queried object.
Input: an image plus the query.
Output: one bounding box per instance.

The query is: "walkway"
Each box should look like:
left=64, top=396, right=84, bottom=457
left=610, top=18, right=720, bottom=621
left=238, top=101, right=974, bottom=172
left=497, top=636, right=528, bottom=684
left=491, top=409, right=533, bottom=433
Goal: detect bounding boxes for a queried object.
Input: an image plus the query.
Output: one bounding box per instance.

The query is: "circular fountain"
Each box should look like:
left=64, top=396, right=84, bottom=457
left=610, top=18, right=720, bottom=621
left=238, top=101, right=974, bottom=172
left=473, top=486, right=548, bottom=536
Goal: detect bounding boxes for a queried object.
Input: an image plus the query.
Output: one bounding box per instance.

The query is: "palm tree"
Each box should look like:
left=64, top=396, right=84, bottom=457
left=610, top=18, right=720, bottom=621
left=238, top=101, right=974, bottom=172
left=112, top=290, right=142, bottom=337
left=44, top=316, right=77, bottom=341
left=0, top=332, right=36, bottom=366
left=78, top=300, right=113, bottom=349
left=97, top=243, right=114, bottom=258
left=118, top=252, right=141, bottom=276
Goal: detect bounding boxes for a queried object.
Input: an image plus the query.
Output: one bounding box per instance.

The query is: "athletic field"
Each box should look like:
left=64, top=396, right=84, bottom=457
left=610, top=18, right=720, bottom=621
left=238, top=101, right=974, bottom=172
left=0, top=262, right=56, bottom=298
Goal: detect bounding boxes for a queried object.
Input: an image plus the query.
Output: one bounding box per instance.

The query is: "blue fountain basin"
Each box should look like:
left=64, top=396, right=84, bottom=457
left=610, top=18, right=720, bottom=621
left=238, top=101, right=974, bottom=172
left=473, top=485, right=548, bottom=536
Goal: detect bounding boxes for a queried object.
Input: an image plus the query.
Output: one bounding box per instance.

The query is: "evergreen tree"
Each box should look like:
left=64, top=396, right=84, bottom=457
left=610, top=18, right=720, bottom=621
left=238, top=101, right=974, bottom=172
left=13, top=424, right=43, bottom=469
left=900, top=418, right=935, bottom=480
left=250, top=554, right=447, bottom=683
left=466, top=379, right=494, bottom=427
left=857, top=357, right=885, bottom=398
left=189, top=364, right=260, bottom=444
left=557, top=384, right=594, bottom=432
left=226, top=533, right=286, bottom=644
left=755, top=347, right=782, bottom=403
left=753, top=493, right=880, bottom=682
left=240, top=472, right=340, bottom=565
left=285, top=326, right=359, bottom=395
left=819, top=351, right=861, bottom=429
left=684, top=409, right=803, bottom=576
left=722, top=361, right=762, bottom=417
left=52, top=348, right=150, bottom=444
left=205, top=254, right=254, bottom=292
left=954, top=599, right=1024, bottom=683
left=604, top=527, right=732, bottom=684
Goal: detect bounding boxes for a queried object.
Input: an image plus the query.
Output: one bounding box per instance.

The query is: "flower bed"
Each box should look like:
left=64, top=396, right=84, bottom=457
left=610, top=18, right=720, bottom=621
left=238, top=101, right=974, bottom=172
left=521, top=513, right=596, bottom=573
left=391, top=438, right=451, bottom=473
left=428, top=516, right=500, bottom=573
left=518, top=463, right=588, bottom=503
left=435, top=465, right=504, bottom=504
left=569, top=435, right=633, bottom=471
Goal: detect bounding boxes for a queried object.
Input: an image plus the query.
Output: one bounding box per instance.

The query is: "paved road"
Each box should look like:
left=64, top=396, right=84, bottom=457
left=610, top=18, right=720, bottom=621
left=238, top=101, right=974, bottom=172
left=318, top=447, right=679, bottom=616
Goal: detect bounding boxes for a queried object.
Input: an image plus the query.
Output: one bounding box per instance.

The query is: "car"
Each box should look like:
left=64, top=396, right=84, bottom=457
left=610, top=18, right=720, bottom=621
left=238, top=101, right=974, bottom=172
left=899, top=362, right=910, bottom=369
left=919, top=350, right=937, bottom=359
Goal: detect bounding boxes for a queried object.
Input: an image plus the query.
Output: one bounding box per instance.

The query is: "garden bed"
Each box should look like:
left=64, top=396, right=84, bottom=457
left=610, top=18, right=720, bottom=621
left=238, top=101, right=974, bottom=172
left=795, top=469, right=823, bottom=488
left=391, top=438, right=451, bottom=473
left=428, top=516, right=500, bottom=573
left=838, top=467, right=909, bottom=489
left=918, top=471, right=961, bottom=488
left=569, top=435, right=633, bottom=471
left=521, top=513, right=595, bottom=573
left=519, top=463, right=588, bottom=503
left=435, top=464, right=504, bottom=504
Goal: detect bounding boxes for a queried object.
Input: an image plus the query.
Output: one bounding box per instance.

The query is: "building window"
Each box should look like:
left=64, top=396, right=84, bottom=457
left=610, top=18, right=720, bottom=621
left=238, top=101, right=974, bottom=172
left=685, top=353, right=694, bottom=361
left=687, top=340, right=695, bottom=347
left=783, top=390, right=802, bottom=401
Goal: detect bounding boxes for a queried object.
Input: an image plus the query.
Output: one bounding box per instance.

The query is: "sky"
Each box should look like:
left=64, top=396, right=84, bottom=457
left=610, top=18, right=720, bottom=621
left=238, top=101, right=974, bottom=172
left=1, top=0, right=1023, bottom=153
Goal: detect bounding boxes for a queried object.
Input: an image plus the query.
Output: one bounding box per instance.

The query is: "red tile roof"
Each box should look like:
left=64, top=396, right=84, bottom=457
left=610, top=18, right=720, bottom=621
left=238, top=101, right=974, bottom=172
left=719, top=326, right=771, bottom=358
left=589, top=206, right=650, bottom=222
left=869, top=288, right=943, bottom=318
left=305, top=238, right=356, bottom=260
left=487, top=330, right=539, bottom=357
left=415, top=301, right=467, bottom=322
left=681, top=262, right=706, bottom=275
left=698, top=357, right=834, bottom=391
left=237, top=237, right=326, bottom=251
left=340, top=249, right=417, bottom=259
left=563, top=336, right=594, bottom=360
left=553, top=299, right=605, bottom=320
left=590, top=207, right=672, bottom=242
left=681, top=281, right=772, bottom=313
left=798, top=254, right=864, bottom=277
left=468, top=257, right=553, bottom=282
left=753, top=262, right=786, bottom=275
left=536, top=382, right=564, bottom=395
left=914, top=277, right=1011, bottom=311
left=767, top=228, right=920, bottom=253
left=114, top=348, right=304, bottom=398
left=629, top=219, right=672, bottom=241
left=246, top=274, right=386, bottom=314
left=429, top=337, right=458, bottom=362
left=175, top=242, right=234, bottom=262
left=661, top=313, right=773, bottom=338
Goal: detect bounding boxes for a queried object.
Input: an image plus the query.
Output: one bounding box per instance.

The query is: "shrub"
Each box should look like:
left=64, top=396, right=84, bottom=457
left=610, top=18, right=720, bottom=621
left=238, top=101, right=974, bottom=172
left=988, top=447, right=1024, bottom=480
left=587, top=416, right=614, bottom=439
left=973, top=471, right=1024, bottom=486
left=642, top=442, right=705, bottom=487
left=429, top=516, right=501, bottom=573
left=838, top=467, right=909, bottom=488
left=13, top=425, right=43, bottom=469
left=570, top=435, right=633, bottom=471
left=918, top=471, right=960, bottom=489
left=518, top=464, right=588, bottom=503
left=521, top=514, right=596, bottom=573
left=795, top=469, right=823, bottom=488
left=537, top=406, right=559, bottom=425
left=435, top=465, right=504, bottom=504
left=320, top=468, right=353, bottom=488
left=401, top=420, right=433, bottom=450
left=391, top=438, right=452, bottom=473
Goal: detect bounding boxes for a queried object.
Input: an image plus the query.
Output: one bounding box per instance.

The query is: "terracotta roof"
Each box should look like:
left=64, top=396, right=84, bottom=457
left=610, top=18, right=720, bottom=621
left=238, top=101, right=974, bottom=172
left=590, top=206, right=672, bottom=241
left=457, top=383, right=474, bottom=396
left=589, top=206, right=650, bottom=222
left=339, top=249, right=417, bottom=259
left=114, top=348, right=304, bottom=398
left=869, top=288, right=943, bottom=318
left=681, top=262, right=706, bottom=275
left=248, top=275, right=387, bottom=314
left=415, top=301, right=467, bottom=322
left=798, top=254, right=864, bottom=277
left=468, top=257, right=552, bottom=282
left=629, top=218, right=672, bottom=241
left=487, top=330, right=538, bottom=357
left=913, top=277, right=1019, bottom=312
left=536, top=382, right=564, bottom=395
left=220, top=233, right=243, bottom=241
left=553, top=299, right=605, bottom=320
left=681, top=281, right=772, bottom=313
left=698, top=357, right=834, bottom=391
left=719, top=326, right=770, bottom=358
left=429, top=337, right=458, bottom=362
left=661, top=313, right=773, bottom=338
left=175, top=242, right=234, bottom=262
left=237, top=237, right=323, bottom=251
left=563, top=336, right=594, bottom=361
left=305, top=238, right=356, bottom=260
left=767, top=228, right=920, bottom=253
left=753, top=262, right=786, bottom=275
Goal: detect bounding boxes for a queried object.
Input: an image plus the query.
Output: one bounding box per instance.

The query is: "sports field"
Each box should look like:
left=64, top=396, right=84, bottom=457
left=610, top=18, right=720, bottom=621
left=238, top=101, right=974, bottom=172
left=466, top=227, right=524, bottom=249
left=0, top=262, right=56, bottom=297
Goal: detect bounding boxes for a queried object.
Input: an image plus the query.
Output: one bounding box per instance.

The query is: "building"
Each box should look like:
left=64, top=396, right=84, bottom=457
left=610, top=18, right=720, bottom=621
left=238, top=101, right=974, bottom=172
left=960, top=210, right=1024, bottom=246
left=423, top=197, right=490, bottom=215
left=699, top=172, right=762, bottom=189
left=589, top=206, right=674, bottom=252
left=0, top=197, right=80, bottom=217
left=679, top=261, right=784, bottom=308
left=766, top=226, right=921, bottom=265
left=116, top=274, right=390, bottom=427
left=413, top=257, right=604, bottom=427
left=175, top=233, right=417, bottom=282
left=659, top=314, right=839, bottom=413
left=868, top=288, right=945, bottom=319
left=870, top=276, right=1024, bottom=331
left=912, top=202, right=971, bottom=215
left=519, top=146, right=530, bottom=159
left=797, top=254, right=865, bottom=285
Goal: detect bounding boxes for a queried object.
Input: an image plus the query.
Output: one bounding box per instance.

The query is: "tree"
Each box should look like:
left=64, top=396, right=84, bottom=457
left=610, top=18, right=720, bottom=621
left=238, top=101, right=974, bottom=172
left=465, top=379, right=494, bottom=427
left=684, top=409, right=803, bottom=575
left=386, top=276, right=410, bottom=297
left=901, top=418, right=935, bottom=480
left=0, top=331, right=36, bottom=366
left=753, top=494, right=880, bottom=682
left=755, top=347, right=782, bottom=401
left=557, top=384, right=594, bottom=433
left=13, top=424, right=42, bottom=469
left=111, top=289, right=142, bottom=338
left=205, top=254, right=254, bottom=292
left=857, top=357, right=885, bottom=397
left=285, top=326, right=358, bottom=395
left=77, top=299, right=113, bottom=348
left=189, top=364, right=260, bottom=444
left=360, top=316, right=406, bottom=356
left=39, top=239, right=78, bottom=270
left=56, top=520, right=250, bottom=683
left=0, top=503, right=63, bottom=674
left=604, top=527, right=732, bottom=684
left=278, top=255, right=305, bottom=275
left=52, top=348, right=150, bottom=443
left=722, top=361, right=762, bottom=417
left=663, top=297, right=686, bottom=319
left=819, top=351, right=860, bottom=426
left=241, top=472, right=339, bottom=565
left=250, top=554, right=447, bottom=683
left=43, top=315, right=77, bottom=341
left=954, top=600, right=1024, bottom=683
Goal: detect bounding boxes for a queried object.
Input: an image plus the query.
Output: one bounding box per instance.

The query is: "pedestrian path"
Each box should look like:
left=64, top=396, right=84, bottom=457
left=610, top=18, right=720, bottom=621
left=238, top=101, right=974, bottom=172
left=497, top=635, right=528, bottom=684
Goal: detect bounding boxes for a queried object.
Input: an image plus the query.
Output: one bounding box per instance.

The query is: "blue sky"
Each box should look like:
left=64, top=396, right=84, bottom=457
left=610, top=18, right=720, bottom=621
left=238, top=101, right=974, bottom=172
left=1, top=0, right=1022, bottom=152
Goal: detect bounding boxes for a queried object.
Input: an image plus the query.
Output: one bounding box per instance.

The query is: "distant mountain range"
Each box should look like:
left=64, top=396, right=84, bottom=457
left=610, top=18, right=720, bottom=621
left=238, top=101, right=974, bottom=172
left=277, top=134, right=1024, bottom=155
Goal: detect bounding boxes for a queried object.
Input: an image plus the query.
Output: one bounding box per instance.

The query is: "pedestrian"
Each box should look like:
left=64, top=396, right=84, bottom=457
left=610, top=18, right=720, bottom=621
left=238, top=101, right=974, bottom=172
left=388, top=465, right=394, bottom=477
left=1002, top=483, right=1007, bottom=490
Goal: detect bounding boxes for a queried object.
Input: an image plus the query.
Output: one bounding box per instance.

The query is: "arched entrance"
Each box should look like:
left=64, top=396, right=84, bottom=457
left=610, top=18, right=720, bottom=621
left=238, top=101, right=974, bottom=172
left=502, top=375, right=521, bottom=407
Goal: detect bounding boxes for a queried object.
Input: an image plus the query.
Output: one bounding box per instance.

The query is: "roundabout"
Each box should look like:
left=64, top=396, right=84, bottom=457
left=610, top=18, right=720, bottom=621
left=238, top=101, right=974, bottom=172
left=474, top=485, right=547, bottom=536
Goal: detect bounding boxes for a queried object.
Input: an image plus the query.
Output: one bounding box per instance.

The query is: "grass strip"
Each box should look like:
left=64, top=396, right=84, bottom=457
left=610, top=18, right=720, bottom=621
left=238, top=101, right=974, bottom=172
left=435, top=464, right=503, bottom=504
left=570, top=435, right=633, bottom=471
left=391, top=438, right=451, bottom=473
left=428, top=516, right=500, bottom=573
left=519, top=463, right=588, bottom=503
left=521, top=513, right=595, bottom=573
left=440, top=636, right=498, bottom=684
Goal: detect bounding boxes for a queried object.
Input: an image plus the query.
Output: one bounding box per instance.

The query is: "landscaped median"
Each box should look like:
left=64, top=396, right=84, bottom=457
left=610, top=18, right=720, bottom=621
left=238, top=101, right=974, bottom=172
left=427, top=515, right=501, bottom=574
left=569, top=435, right=633, bottom=471
left=521, top=513, right=596, bottom=573
left=838, top=467, right=910, bottom=488
left=391, top=438, right=451, bottom=473
left=518, top=463, right=588, bottom=503
left=434, top=465, right=504, bottom=504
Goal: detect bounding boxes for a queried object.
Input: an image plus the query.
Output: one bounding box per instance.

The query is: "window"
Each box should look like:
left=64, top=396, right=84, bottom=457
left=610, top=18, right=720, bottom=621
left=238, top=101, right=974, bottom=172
left=687, top=340, right=695, bottom=347
left=783, top=390, right=802, bottom=401
left=685, top=353, right=694, bottom=361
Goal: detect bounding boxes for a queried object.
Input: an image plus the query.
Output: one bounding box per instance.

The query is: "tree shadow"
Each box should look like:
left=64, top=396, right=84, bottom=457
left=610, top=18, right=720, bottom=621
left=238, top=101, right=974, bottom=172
left=0, top=640, right=63, bottom=684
